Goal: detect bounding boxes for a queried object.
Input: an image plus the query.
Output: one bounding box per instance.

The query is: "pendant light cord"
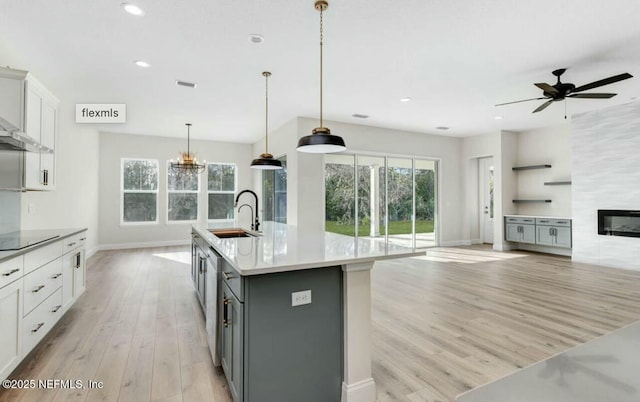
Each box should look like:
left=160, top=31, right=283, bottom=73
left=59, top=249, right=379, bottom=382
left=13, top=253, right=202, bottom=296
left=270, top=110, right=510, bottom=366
left=265, top=73, right=269, bottom=153
left=319, top=7, right=324, bottom=128
left=186, top=123, right=191, bottom=156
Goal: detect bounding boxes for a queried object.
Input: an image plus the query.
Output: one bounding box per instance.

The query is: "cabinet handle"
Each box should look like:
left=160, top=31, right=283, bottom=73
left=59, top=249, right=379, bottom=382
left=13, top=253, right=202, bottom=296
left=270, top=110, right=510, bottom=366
left=67, top=242, right=76, bottom=247
left=80, top=237, right=86, bottom=241
left=223, top=296, right=229, bottom=326
left=2, top=268, right=20, bottom=277
left=540, top=220, right=548, bottom=223
left=43, top=169, right=49, bottom=186
left=51, top=305, right=62, bottom=313
left=222, top=271, right=234, bottom=280
left=51, top=273, right=62, bottom=279
left=223, top=319, right=231, bottom=328
left=32, top=285, right=45, bottom=293
left=32, top=323, right=45, bottom=333
left=74, top=252, right=81, bottom=268
left=549, top=227, right=553, bottom=235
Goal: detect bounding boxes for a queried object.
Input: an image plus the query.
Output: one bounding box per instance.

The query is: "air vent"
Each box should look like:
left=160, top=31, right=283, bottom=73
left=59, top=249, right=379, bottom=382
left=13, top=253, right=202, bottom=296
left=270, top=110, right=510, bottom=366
left=176, top=80, right=197, bottom=88
left=352, top=114, right=369, bottom=119
left=436, top=126, right=450, bottom=130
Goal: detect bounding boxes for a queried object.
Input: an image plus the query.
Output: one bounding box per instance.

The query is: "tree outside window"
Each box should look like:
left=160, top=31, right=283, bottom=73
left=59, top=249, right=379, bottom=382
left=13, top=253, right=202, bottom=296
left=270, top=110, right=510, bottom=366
left=122, top=159, right=159, bottom=223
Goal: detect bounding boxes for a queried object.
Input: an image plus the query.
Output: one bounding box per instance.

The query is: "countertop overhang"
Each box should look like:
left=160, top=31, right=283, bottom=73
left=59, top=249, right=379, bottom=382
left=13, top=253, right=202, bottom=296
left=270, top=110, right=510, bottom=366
left=192, top=222, right=424, bottom=276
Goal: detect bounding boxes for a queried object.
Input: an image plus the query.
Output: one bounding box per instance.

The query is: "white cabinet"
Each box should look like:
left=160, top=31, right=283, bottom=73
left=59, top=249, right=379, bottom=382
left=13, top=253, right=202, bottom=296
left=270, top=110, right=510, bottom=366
left=0, top=230, right=87, bottom=381
left=0, top=67, right=58, bottom=191
left=62, top=240, right=86, bottom=313
left=0, top=279, right=23, bottom=381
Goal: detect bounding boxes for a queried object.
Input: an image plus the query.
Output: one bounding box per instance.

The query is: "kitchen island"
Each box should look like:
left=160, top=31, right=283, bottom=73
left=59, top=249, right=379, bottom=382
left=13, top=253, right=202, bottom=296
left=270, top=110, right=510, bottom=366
left=191, top=222, right=422, bottom=402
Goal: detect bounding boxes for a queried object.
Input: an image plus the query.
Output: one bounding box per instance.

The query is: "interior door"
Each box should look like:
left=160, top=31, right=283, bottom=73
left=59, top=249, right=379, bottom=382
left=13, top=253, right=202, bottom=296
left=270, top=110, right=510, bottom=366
left=479, top=157, right=495, bottom=244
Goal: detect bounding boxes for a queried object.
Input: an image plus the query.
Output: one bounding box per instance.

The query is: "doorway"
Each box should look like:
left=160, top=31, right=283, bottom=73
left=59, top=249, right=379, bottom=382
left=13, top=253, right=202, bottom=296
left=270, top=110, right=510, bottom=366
left=479, top=157, right=494, bottom=244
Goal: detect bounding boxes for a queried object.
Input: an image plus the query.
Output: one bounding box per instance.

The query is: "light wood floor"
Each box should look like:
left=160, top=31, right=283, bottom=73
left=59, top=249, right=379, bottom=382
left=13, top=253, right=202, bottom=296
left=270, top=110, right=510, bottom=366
left=372, top=246, right=640, bottom=402
left=2, top=246, right=640, bottom=402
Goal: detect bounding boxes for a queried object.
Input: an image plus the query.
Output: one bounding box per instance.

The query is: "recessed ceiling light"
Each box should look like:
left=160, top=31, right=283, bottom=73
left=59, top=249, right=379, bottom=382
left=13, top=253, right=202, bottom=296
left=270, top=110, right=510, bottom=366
left=495, top=116, right=503, bottom=120
left=435, top=126, right=450, bottom=130
left=121, top=3, right=145, bottom=16
left=249, top=34, right=265, bottom=44
left=134, top=60, right=150, bottom=68
left=400, top=97, right=412, bottom=103
left=352, top=113, right=369, bottom=119
left=176, top=80, right=197, bottom=88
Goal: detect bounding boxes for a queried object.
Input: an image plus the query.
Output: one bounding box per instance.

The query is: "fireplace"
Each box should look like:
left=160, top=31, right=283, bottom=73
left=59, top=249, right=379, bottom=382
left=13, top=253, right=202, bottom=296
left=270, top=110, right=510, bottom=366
left=598, top=210, right=640, bottom=238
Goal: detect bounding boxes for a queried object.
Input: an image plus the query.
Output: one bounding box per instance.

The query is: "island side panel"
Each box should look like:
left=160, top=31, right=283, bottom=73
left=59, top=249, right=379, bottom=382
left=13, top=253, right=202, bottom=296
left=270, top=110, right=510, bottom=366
left=244, top=266, right=343, bottom=402
left=342, top=261, right=377, bottom=402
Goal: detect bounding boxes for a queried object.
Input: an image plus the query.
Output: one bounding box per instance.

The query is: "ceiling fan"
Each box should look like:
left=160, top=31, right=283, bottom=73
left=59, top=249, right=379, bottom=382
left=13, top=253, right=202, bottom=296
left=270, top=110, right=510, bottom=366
left=496, top=69, right=633, bottom=113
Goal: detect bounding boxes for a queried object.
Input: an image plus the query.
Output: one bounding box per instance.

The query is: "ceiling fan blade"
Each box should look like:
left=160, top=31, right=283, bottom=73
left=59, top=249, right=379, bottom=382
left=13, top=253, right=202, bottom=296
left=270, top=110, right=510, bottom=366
left=568, top=93, right=617, bottom=99
left=535, top=83, right=559, bottom=94
left=572, top=73, right=633, bottom=93
left=495, top=97, right=547, bottom=107
left=532, top=100, right=554, bottom=113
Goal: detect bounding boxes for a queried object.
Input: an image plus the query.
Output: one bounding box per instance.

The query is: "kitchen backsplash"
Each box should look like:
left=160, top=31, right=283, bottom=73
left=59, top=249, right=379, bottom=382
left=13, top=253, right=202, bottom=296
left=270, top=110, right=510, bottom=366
left=0, top=190, right=20, bottom=234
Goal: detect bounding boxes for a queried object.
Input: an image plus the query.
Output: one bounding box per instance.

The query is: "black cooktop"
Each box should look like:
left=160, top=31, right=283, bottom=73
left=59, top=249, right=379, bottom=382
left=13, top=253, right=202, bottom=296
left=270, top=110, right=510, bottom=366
left=0, top=231, right=60, bottom=251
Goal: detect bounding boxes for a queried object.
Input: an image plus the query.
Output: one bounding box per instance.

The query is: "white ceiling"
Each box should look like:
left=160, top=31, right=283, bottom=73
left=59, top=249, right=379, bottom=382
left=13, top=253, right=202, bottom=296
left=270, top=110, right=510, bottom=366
left=1, top=0, right=640, bottom=142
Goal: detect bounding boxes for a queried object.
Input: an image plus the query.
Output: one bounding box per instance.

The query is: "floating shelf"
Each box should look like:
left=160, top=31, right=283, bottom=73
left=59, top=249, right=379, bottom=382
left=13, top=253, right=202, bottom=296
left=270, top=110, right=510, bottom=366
left=512, top=199, right=552, bottom=203
left=512, top=164, right=552, bottom=171
left=544, top=181, right=572, bottom=185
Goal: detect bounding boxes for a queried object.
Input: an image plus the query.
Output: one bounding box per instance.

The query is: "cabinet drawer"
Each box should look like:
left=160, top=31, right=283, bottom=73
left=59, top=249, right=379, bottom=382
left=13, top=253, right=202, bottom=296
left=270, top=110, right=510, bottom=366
left=535, top=218, right=571, bottom=227
left=0, top=256, right=24, bottom=289
left=63, top=232, right=87, bottom=255
left=505, top=216, right=535, bottom=224
left=24, top=240, right=62, bottom=274
left=22, top=287, right=63, bottom=356
left=221, top=262, right=243, bottom=302
left=23, top=257, right=63, bottom=316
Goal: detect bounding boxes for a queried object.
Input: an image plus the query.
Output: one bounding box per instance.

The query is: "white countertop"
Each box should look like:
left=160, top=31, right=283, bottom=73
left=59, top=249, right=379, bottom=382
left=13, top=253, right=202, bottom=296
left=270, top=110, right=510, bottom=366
left=0, top=228, right=87, bottom=263
left=456, top=320, right=640, bottom=402
left=504, top=214, right=572, bottom=220
left=192, top=222, right=423, bottom=276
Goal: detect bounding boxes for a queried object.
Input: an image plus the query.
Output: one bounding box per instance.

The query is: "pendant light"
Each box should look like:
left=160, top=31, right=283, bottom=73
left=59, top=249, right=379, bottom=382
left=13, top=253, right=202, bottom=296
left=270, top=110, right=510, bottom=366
left=297, top=0, right=346, bottom=153
left=170, top=123, right=206, bottom=173
left=251, top=71, right=283, bottom=170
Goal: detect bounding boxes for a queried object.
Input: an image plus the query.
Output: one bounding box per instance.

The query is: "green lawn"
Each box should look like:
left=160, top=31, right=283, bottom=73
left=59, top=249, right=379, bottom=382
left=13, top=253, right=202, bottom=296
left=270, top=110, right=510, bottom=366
left=325, top=220, right=434, bottom=237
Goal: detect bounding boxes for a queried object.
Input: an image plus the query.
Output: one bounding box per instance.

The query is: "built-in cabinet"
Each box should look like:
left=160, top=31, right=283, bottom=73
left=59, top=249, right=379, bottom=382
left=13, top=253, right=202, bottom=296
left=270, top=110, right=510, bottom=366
left=505, top=216, right=571, bottom=249
left=0, top=230, right=86, bottom=381
left=0, top=67, right=58, bottom=190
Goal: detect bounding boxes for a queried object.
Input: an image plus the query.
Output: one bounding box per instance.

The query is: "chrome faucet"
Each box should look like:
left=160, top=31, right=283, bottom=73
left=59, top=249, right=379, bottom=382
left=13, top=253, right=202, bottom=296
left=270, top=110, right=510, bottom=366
left=235, top=189, right=260, bottom=231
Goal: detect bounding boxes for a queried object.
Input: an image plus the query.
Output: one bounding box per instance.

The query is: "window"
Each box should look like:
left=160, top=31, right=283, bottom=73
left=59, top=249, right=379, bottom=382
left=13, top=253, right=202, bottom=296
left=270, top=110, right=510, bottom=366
left=208, top=163, right=237, bottom=222
left=262, top=156, right=287, bottom=223
left=167, top=163, right=199, bottom=222
left=121, top=159, right=159, bottom=224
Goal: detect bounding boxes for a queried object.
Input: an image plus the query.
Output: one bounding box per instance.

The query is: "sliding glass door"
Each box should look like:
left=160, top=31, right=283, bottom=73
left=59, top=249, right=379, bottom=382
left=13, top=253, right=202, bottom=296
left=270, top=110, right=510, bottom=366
left=325, top=154, right=438, bottom=248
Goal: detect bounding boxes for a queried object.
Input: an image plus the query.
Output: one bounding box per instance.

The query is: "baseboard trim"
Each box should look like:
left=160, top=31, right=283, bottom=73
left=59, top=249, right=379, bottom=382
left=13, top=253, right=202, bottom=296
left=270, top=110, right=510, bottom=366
left=86, top=246, right=99, bottom=260
left=341, top=378, right=376, bottom=402
left=96, top=239, right=191, bottom=252
left=440, top=240, right=472, bottom=247
left=470, top=238, right=482, bottom=245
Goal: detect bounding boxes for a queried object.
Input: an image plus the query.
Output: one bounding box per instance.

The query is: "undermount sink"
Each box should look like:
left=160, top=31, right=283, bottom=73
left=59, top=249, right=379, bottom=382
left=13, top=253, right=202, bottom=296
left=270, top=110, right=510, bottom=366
left=209, top=228, right=259, bottom=239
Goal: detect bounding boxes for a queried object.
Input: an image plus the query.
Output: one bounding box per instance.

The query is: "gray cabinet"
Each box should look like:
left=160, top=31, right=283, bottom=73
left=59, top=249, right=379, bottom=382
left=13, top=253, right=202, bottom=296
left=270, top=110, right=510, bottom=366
left=505, top=217, right=572, bottom=249
left=505, top=216, right=535, bottom=245
left=221, top=282, right=243, bottom=402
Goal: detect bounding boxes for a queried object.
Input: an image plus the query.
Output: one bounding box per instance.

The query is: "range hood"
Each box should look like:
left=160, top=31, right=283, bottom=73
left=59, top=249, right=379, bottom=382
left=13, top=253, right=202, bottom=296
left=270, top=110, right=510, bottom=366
left=0, top=116, right=52, bottom=153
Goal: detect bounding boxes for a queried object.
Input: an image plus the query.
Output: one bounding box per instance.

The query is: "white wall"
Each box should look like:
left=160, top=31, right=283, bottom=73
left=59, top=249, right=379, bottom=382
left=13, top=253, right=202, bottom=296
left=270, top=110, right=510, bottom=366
left=572, top=101, right=640, bottom=270
left=98, top=132, right=253, bottom=248
left=515, top=123, right=571, bottom=217
left=21, top=105, right=100, bottom=256
left=254, top=117, right=465, bottom=245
